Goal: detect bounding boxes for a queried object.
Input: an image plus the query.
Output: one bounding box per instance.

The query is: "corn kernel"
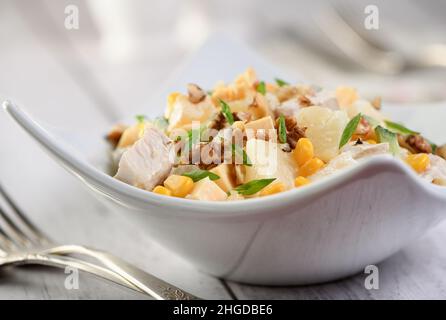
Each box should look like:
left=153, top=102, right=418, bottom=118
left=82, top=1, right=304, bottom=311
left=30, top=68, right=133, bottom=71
left=259, top=182, right=286, bottom=197
left=152, top=186, right=172, bottom=196
left=406, top=153, right=430, bottom=173
left=299, top=158, right=325, bottom=177
left=366, top=139, right=377, bottom=144
left=294, top=176, right=310, bottom=187
left=294, top=138, right=314, bottom=166
left=163, top=175, right=194, bottom=198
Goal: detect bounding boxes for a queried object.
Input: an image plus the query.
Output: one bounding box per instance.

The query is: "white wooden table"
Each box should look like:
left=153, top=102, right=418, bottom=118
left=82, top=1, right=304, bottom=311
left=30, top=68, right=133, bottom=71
left=1, top=0, right=446, bottom=300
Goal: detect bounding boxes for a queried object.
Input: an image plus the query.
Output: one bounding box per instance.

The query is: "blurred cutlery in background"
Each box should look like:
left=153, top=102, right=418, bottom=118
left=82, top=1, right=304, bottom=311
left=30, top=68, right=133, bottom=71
left=316, top=5, right=446, bottom=75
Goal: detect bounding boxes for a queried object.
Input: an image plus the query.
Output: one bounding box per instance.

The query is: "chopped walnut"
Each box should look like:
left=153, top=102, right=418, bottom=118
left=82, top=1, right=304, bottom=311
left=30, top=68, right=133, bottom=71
left=287, top=126, right=306, bottom=149
left=106, top=124, right=127, bottom=147
left=198, top=141, right=224, bottom=170
left=209, top=112, right=251, bottom=132
left=275, top=116, right=306, bottom=149
left=371, top=96, right=382, bottom=110
left=405, top=134, right=432, bottom=154
left=176, top=129, right=249, bottom=169
left=298, top=95, right=312, bottom=107
left=208, top=112, right=226, bottom=131
left=435, top=144, right=446, bottom=160
left=276, top=86, right=299, bottom=102
left=187, top=83, right=206, bottom=104
left=397, top=134, right=414, bottom=153
left=284, top=116, right=297, bottom=131
left=233, top=111, right=251, bottom=122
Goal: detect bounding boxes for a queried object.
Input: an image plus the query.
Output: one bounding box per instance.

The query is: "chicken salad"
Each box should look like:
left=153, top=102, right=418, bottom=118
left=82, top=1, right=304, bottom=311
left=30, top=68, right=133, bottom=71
left=106, top=68, right=446, bottom=201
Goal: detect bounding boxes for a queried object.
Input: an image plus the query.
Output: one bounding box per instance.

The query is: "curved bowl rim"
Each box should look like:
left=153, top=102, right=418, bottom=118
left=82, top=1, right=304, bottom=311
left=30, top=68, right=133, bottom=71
left=4, top=100, right=446, bottom=219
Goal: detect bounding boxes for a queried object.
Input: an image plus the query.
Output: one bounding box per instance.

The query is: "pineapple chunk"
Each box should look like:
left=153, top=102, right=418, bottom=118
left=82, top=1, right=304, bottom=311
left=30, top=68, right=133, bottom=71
left=189, top=177, right=228, bottom=201
left=210, top=164, right=236, bottom=193
left=244, top=139, right=296, bottom=189
left=296, top=106, right=349, bottom=162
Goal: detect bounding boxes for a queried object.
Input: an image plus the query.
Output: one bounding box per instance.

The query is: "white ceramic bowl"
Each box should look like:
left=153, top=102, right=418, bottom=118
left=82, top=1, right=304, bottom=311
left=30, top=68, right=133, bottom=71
left=4, top=37, right=446, bottom=285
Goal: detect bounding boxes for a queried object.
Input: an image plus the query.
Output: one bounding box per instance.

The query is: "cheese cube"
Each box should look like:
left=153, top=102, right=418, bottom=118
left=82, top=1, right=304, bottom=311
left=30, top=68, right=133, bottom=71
left=210, top=164, right=236, bottom=193
left=189, top=178, right=228, bottom=201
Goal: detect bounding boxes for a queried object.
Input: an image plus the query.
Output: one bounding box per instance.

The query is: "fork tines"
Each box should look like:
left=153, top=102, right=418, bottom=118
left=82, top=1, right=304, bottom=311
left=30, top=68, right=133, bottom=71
left=0, top=184, right=50, bottom=250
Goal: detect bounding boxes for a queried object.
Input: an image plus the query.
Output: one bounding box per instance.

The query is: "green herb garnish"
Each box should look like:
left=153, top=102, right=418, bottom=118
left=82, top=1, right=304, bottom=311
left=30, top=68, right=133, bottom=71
left=339, top=113, right=362, bottom=149
left=275, top=78, right=289, bottom=87
left=384, top=120, right=437, bottom=152
left=384, top=120, right=419, bottom=135
left=219, top=99, right=234, bottom=125
left=182, top=169, right=220, bottom=182
left=256, top=81, right=266, bottom=95
left=375, top=125, right=400, bottom=156
left=278, top=115, right=287, bottom=144
left=234, top=178, right=276, bottom=195
left=135, top=114, right=147, bottom=123
left=232, top=144, right=252, bottom=166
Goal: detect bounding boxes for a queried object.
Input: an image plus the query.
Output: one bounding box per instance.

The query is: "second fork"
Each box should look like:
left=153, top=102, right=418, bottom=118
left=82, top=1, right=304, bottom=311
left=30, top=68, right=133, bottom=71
left=0, top=184, right=200, bottom=300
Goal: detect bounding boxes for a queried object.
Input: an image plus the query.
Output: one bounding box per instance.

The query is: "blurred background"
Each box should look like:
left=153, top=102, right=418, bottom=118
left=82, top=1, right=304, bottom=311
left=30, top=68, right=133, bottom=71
left=1, top=0, right=446, bottom=121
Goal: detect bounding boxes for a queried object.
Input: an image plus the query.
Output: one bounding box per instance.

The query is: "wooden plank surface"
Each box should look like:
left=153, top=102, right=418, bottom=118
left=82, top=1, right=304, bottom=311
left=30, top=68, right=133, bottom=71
left=2, top=0, right=446, bottom=300
left=227, top=223, right=446, bottom=300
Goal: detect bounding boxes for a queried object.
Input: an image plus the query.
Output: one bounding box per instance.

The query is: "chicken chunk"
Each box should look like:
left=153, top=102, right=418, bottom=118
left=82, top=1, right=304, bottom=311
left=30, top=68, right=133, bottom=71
left=311, top=142, right=390, bottom=181
left=341, top=142, right=390, bottom=160
left=114, top=128, right=174, bottom=191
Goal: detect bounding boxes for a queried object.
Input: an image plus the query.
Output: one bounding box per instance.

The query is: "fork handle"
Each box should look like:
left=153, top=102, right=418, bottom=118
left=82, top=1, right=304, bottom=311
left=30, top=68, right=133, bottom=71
left=42, top=245, right=201, bottom=300
left=2, top=252, right=144, bottom=293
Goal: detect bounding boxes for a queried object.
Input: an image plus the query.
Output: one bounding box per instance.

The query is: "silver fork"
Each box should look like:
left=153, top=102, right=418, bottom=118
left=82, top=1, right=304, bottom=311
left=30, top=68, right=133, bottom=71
left=0, top=184, right=200, bottom=300
left=315, top=5, right=446, bottom=75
